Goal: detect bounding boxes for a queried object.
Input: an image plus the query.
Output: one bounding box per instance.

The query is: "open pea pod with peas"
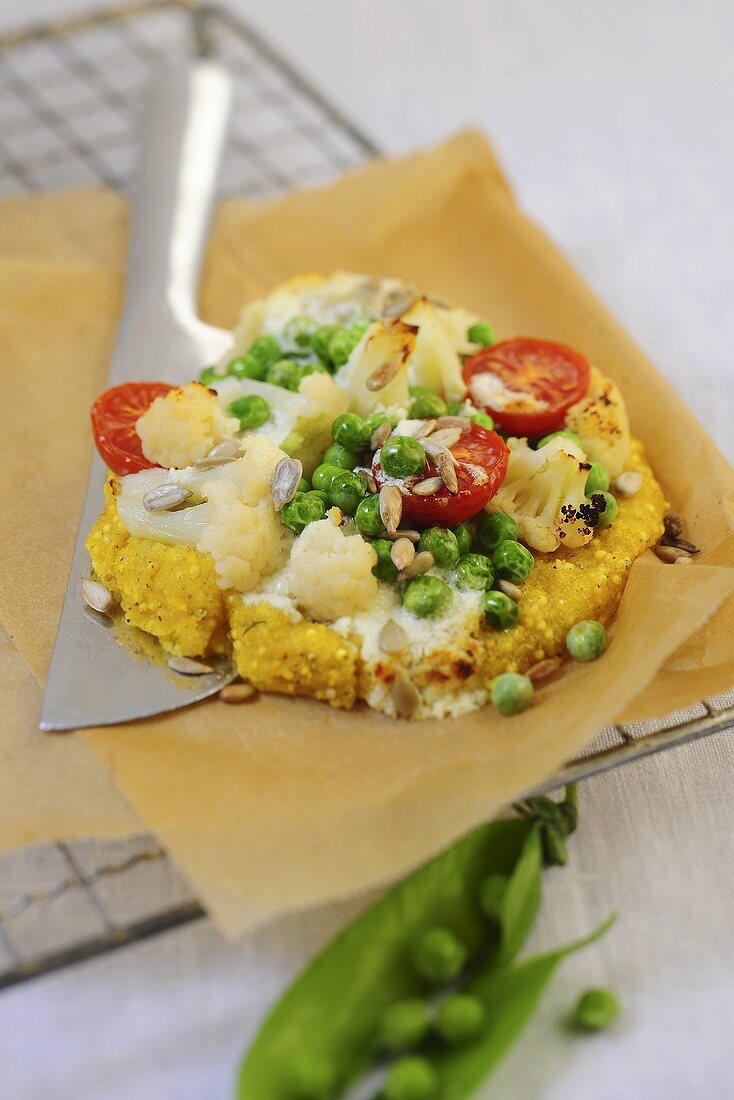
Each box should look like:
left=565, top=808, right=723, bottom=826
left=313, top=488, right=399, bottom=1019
left=238, top=790, right=614, bottom=1099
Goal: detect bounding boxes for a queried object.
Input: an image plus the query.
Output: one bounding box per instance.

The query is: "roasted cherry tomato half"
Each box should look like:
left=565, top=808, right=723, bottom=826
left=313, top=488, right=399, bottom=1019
left=462, top=337, right=590, bottom=437
left=372, top=423, right=509, bottom=528
left=90, top=381, right=174, bottom=475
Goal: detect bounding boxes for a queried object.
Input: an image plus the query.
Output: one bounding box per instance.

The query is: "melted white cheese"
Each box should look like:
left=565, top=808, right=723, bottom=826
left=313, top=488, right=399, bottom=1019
left=470, top=372, right=549, bottom=413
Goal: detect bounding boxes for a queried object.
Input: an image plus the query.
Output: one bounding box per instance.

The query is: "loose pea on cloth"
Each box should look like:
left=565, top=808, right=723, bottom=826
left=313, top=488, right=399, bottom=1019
left=1, top=131, right=734, bottom=934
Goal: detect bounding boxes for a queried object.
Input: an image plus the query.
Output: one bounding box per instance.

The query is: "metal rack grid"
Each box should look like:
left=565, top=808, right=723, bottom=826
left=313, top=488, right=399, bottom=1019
left=1, top=0, right=732, bottom=990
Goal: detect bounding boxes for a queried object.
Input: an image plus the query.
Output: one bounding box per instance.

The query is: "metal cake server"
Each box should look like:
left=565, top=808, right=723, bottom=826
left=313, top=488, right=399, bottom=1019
left=40, top=59, right=237, bottom=731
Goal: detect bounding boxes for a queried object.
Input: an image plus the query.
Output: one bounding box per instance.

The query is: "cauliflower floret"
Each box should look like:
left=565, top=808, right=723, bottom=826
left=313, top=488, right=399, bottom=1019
left=280, top=372, right=350, bottom=476
left=136, top=382, right=238, bottom=469
left=198, top=480, right=291, bottom=592
left=228, top=434, right=290, bottom=505
left=565, top=367, right=631, bottom=477
left=288, top=519, right=378, bottom=621
left=487, top=437, right=597, bottom=552
left=334, top=319, right=415, bottom=416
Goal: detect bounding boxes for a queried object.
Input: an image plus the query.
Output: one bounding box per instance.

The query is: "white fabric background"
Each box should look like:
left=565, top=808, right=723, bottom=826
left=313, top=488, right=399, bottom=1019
left=2, top=1, right=733, bottom=1098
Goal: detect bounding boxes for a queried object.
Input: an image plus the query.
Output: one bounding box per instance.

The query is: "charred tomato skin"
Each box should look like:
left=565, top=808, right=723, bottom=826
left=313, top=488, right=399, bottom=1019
left=463, top=337, right=590, bottom=437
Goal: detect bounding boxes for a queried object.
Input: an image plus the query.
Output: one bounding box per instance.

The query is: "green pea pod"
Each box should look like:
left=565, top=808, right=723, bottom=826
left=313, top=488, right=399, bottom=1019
left=238, top=819, right=540, bottom=1099
left=433, top=914, right=617, bottom=1099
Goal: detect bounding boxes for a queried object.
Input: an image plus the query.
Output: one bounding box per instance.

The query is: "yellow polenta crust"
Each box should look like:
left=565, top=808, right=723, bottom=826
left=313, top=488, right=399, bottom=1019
left=86, top=439, right=666, bottom=709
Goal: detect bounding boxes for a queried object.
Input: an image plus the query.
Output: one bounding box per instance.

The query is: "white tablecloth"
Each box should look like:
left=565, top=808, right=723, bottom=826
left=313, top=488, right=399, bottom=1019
left=3, top=2, right=733, bottom=1097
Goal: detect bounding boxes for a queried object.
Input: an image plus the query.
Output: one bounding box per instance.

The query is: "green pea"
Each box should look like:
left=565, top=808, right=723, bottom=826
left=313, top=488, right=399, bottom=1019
left=409, top=392, right=447, bottom=419
left=377, top=999, right=431, bottom=1053
left=573, top=988, right=620, bottom=1032
left=288, top=1050, right=336, bottom=1099
left=280, top=491, right=327, bottom=534
left=354, top=494, right=385, bottom=537
left=380, top=436, right=426, bottom=478
left=312, top=464, right=344, bottom=493
left=328, top=325, right=365, bottom=368
left=585, top=461, right=610, bottom=496
left=298, top=361, right=330, bottom=379
left=483, top=591, right=520, bottom=630
left=327, top=470, right=366, bottom=515
left=226, top=354, right=267, bottom=381
left=445, top=401, right=465, bottom=416
left=265, top=358, right=302, bottom=391
left=372, top=538, right=398, bottom=583
left=467, top=321, right=494, bottom=346
left=283, top=314, right=317, bottom=348
left=566, top=619, right=607, bottom=662
left=478, top=872, right=508, bottom=925
left=331, top=412, right=371, bottom=452
left=466, top=409, right=495, bottom=430
left=322, top=442, right=359, bottom=470
left=418, top=527, right=460, bottom=568
left=402, top=576, right=453, bottom=618
left=297, top=477, right=310, bottom=493
left=227, top=394, right=270, bottom=430
left=413, top=926, right=467, bottom=983
left=536, top=428, right=584, bottom=450
left=435, top=994, right=486, bottom=1045
left=384, top=1056, right=438, bottom=1100
left=248, top=334, right=282, bottom=369
left=198, top=364, right=220, bottom=385
left=453, top=522, right=473, bottom=556
left=310, top=324, right=340, bottom=367
left=476, top=512, right=518, bottom=554
left=409, top=385, right=433, bottom=398
left=493, top=540, right=534, bottom=584
left=365, top=409, right=399, bottom=434
left=491, top=672, right=533, bottom=714
left=453, top=553, right=494, bottom=592
left=591, top=490, right=618, bottom=527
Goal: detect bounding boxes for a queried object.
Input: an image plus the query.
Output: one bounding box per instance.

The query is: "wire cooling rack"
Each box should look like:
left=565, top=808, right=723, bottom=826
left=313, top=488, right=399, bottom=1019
left=1, top=0, right=733, bottom=991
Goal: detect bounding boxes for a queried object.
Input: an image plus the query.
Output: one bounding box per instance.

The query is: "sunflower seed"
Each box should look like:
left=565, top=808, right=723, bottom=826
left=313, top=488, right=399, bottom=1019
left=381, top=287, right=415, bottom=318
left=414, top=419, right=438, bottom=439
left=391, top=538, right=415, bottom=571
left=357, top=468, right=379, bottom=494
left=82, top=579, right=113, bottom=615
left=654, top=544, right=691, bottom=564
left=195, top=438, right=240, bottom=468
left=427, top=427, right=462, bottom=449
left=421, top=437, right=459, bottom=466
left=527, top=657, right=562, bottom=686
left=435, top=416, right=472, bottom=433
left=390, top=674, right=421, bottom=717
left=168, top=656, right=213, bottom=675
left=397, top=550, right=434, bottom=581
left=664, top=513, right=685, bottom=539
left=143, top=484, right=192, bottom=512
left=379, top=619, right=407, bottom=653
left=613, top=471, right=643, bottom=496
left=366, top=356, right=404, bottom=392
left=434, top=451, right=459, bottom=494
left=370, top=421, right=392, bottom=450
left=663, top=536, right=699, bottom=554
left=675, top=554, right=694, bottom=565
left=412, top=476, right=444, bottom=496
left=497, top=578, right=522, bottom=601
left=271, top=456, right=303, bottom=511
left=379, top=484, right=403, bottom=534
left=220, top=682, right=258, bottom=704
left=384, top=528, right=420, bottom=543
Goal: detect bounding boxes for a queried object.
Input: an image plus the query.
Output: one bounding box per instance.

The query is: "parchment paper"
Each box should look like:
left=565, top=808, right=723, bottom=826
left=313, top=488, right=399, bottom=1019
left=2, top=132, right=733, bottom=934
